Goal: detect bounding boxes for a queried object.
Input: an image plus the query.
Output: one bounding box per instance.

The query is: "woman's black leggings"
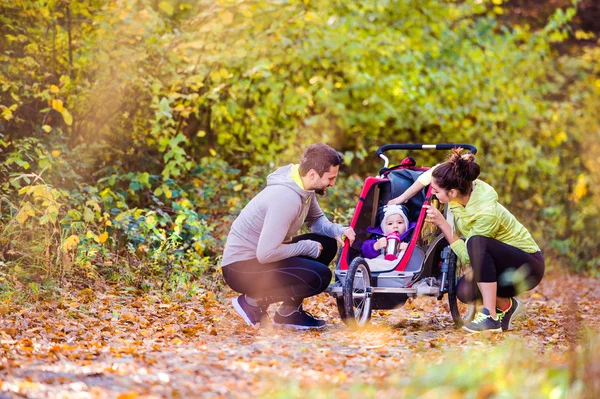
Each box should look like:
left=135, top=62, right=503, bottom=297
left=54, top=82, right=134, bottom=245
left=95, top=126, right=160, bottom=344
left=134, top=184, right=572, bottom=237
left=457, top=235, right=545, bottom=304
left=221, top=234, right=337, bottom=307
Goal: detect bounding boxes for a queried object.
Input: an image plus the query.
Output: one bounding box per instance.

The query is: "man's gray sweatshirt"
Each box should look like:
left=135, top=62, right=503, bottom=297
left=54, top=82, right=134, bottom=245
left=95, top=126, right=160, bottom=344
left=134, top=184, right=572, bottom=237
left=221, top=164, right=345, bottom=266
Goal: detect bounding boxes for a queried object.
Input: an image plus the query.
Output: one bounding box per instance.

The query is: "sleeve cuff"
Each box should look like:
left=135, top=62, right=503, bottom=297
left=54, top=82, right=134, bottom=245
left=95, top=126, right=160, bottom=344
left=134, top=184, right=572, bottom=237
left=417, top=167, right=434, bottom=185
left=450, top=240, right=470, bottom=264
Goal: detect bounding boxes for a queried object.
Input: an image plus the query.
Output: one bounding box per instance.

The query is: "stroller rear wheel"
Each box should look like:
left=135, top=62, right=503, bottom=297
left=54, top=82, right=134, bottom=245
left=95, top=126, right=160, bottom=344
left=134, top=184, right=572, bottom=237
left=446, top=250, right=476, bottom=326
left=342, top=257, right=373, bottom=328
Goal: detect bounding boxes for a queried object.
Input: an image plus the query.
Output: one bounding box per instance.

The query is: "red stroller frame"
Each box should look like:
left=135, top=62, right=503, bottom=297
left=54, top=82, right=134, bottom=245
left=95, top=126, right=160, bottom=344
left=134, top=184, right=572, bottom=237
left=327, top=143, right=477, bottom=328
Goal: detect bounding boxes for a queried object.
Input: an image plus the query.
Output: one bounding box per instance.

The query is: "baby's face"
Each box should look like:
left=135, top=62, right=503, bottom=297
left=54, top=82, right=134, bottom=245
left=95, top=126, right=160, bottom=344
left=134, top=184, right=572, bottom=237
left=384, top=214, right=407, bottom=234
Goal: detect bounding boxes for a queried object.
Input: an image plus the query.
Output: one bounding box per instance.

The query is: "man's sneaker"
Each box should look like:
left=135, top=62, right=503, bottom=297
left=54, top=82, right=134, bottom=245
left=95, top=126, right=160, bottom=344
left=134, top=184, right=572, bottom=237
left=232, top=295, right=267, bottom=328
left=462, top=308, right=502, bottom=333
left=497, top=298, right=523, bottom=331
left=273, top=306, right=326, bottom=330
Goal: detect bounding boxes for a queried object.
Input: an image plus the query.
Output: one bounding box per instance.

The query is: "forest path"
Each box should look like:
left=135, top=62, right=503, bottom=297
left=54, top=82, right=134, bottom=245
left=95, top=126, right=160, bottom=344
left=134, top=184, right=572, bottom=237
left=1, top=270, right=598, bottom=398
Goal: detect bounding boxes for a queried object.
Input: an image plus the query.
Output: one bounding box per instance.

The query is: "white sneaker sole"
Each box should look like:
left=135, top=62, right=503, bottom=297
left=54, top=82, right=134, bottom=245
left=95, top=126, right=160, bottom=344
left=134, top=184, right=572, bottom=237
left=273, top=322, right=326, bottom=330
left=462, top=325, right=502, bottom=333
left=505, top=300, right=524, bottom=330
left=231, top=297, right=259, bottom=329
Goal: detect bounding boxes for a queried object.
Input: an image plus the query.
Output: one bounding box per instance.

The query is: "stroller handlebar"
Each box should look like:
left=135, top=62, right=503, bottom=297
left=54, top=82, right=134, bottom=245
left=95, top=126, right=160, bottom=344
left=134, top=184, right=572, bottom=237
left=376, top=143, right=477, bottom=172
left=376, top=143, right=477, bottom=157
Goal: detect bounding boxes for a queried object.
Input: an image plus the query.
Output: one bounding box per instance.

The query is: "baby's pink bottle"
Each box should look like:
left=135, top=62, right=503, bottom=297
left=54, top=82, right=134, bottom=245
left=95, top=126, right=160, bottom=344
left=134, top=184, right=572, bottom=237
left=384, top=232, right=401, bottom=260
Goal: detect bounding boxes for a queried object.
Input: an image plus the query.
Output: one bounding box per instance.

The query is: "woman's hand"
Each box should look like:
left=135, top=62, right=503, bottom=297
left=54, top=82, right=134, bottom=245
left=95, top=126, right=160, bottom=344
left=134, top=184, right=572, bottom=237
left=388, top=195, right=407, bottom=205
left=374, top=237, right=387, bottom=250
left=423, top=204, right=445, bottom=227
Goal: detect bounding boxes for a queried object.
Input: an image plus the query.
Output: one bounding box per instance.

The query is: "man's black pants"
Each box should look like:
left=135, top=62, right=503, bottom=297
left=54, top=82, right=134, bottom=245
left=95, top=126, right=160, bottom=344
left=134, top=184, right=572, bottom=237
left=221, top=234, right=337, bottom=307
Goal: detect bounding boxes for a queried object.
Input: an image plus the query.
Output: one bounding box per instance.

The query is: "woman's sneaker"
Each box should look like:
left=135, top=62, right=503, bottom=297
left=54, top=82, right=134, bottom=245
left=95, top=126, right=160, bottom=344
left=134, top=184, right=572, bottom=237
left=232, top=295, right=268, bottom=328
left=497, top=298, right=523, bottom=331
left=273, top=306, right=326, bottom=330
left=462, top=308, right=502, bottom=333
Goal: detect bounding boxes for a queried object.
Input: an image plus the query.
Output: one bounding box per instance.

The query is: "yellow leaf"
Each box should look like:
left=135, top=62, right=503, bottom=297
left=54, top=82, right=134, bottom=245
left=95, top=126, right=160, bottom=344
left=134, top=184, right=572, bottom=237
left=95, top=232, right=109, bottom=243
left=51, top=150, right=61, bottom=157
left=105, top=220, right=112, bottom=227
left=50, top=85, right=60, bottom=93
left=51, top=99, right=64, bottom=112
left=555, top=131, right=568, bottom=145
left=165, top=189, right=172, bottom=199
left=61, top=108, right=73, bottom=126
left=219, top=68, right=230, bottom=79
left=139, top=329, right=152, bottom=337
left=233, top=184, right=243, bottom=191
left=146, top=215, right=157, bottom=227
left=158, top=1, right=174, bottom=16
left=194, top=241, right=205, bottom=255
left=16, top=210, right=30, bottom=224
left=42, top=125, right=52, bottom=133
left=209, top=148, right=216, bottom=156
left=84, top=208, right=95, bottom=223
left=222, top=11, right=233, bottom=25
left=117, top=393, right=139, bottom=399
left=63, top=235, right=80, bottom=251
left=2, top=108, right=13, bottom=120
left=197, top=130, right=206, bottom=137
left=573, top=174, right=587, bottom=202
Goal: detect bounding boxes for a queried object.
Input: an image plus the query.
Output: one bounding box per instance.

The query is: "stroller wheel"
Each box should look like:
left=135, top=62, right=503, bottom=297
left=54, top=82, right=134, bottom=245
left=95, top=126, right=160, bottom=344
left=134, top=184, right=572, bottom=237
left=335, top=297, right=347, bottom=320
left=446, top=249, right=476, bottom=327
left=342, top=257, right=373, bottom=328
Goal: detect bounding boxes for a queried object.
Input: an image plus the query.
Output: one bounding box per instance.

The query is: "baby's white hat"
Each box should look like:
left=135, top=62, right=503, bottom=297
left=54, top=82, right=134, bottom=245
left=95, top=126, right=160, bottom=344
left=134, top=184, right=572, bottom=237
left=380, top=204, right=410, bottom=233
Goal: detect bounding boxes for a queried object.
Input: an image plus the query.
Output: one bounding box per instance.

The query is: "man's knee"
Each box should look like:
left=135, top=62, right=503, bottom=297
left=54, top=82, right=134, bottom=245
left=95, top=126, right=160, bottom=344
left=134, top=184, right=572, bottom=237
left=309, top=263, right=332, bottom=293
left=320, top=236, right=338, bottom=264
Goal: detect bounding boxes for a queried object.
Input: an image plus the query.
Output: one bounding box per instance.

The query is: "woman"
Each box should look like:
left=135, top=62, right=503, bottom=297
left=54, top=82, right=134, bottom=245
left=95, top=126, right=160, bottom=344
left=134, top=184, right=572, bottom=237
left=389, top=149, right=545, bottom=333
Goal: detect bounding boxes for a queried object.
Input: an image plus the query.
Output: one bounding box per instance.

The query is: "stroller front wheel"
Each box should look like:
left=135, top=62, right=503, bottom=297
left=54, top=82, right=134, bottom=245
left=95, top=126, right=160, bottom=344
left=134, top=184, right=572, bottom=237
left=342, top=257, right=373, bottom=328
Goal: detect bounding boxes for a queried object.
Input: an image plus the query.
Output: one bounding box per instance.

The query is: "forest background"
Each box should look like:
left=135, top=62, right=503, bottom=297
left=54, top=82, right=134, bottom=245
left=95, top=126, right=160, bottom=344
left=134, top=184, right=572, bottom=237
left=2, top=0, right=599, bottom=295
left=2, top=0, right=600, bottom=397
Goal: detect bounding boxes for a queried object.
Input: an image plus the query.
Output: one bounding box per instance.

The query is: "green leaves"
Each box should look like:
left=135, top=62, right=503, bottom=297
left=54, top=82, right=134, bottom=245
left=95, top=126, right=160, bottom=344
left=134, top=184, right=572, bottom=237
left=158, top=1, right=174, bottom=16
left=2, top=0, right=600, bottom=281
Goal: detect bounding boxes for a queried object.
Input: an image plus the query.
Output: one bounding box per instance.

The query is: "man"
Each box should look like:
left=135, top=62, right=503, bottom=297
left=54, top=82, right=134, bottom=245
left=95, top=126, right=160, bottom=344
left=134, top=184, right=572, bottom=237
left=221, top=143, right=356, bottom=329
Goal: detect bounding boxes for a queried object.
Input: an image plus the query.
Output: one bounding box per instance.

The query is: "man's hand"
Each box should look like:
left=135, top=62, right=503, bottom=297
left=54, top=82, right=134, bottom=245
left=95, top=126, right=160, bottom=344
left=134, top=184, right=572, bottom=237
left=336, top=227, right=356, bottom=246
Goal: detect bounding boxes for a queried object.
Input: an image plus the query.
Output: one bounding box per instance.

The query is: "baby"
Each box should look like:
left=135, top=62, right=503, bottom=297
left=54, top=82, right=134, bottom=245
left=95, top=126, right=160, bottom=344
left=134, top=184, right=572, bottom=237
left=361, top=204, right=412, bottom=260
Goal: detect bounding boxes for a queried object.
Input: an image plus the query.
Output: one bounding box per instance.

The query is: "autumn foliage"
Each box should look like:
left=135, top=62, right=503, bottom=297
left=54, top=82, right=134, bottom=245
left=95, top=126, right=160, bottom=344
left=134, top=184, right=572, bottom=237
left=1, top=1, right=599, bottom=292
left=1, top=1, right=600, bottom=397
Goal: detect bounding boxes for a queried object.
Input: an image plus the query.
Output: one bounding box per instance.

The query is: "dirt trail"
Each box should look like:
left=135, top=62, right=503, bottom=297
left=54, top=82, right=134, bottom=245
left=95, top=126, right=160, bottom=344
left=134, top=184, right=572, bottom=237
left=1, top=270, right=598, bottom=398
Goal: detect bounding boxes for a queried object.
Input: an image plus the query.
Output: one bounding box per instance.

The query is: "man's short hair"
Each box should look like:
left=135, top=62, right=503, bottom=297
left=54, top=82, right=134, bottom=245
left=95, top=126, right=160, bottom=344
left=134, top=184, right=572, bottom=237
left=299, top=143, right=344, bottom=176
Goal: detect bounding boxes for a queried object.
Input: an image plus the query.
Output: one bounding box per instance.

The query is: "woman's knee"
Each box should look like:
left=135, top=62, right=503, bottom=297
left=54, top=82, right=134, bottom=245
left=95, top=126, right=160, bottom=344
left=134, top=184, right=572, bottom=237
left=466, top=236, right=498, bottom=281
left=456, top=276, right=479, bottom=304
left=466, top=235, right=493, bottom=253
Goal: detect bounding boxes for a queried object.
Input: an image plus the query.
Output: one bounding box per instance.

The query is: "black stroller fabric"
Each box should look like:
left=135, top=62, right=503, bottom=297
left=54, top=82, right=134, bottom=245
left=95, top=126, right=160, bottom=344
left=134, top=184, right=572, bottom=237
left=387, top=169, right=428, bottom=222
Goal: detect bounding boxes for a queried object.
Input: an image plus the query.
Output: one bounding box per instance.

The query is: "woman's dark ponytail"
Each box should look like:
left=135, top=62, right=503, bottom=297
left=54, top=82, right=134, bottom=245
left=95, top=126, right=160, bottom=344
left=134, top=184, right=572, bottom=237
left=432, top=148, right=480, bottom=195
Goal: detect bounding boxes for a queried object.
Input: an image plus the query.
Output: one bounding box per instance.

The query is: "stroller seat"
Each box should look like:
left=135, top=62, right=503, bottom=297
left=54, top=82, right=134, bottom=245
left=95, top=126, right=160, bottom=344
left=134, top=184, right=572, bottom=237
left=387, top=168, right=427, bottom=221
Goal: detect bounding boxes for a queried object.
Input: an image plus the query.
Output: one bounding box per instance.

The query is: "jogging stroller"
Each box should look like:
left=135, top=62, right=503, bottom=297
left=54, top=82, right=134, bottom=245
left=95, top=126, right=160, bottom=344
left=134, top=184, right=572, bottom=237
left=327, top=143, right=477, bottom=328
